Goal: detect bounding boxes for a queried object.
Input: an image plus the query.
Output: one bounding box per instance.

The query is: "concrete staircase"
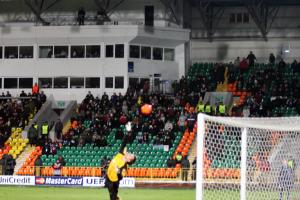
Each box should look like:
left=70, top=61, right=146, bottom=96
left=216, top=83, right=228, bottom=92
left=187, top=138, right=197, bottom=181
left=216, top=67, right=229, bottom=92
left=62, top=120, right=71, bottom=135
left=13, top=145, right=35, bottom=175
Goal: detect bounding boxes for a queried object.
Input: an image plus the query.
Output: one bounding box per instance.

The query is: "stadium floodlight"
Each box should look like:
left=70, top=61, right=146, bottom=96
left=196, top=114, right=300, bottom=200
left=283, top=44, right=291, bottom=53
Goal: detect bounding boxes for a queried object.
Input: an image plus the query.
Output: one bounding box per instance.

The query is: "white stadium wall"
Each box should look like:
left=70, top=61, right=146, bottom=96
left=0, top=25, right=189, bottom=101
left=191, top=39, right=300, bottom=63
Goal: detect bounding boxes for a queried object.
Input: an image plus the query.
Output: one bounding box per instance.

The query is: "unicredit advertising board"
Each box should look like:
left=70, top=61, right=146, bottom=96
left=0, top=176, right=35, bottom=186
left=0, top=176, right=135, bottom=188
left=83, top=177, right=135, bottom=188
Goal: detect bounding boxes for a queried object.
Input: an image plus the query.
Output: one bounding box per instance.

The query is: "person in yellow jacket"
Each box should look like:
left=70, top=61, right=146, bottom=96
left=196, top=100, right=205, bottom=113
left=216, top=102, right=226, bottom=116
left=105, top=122, right=136, bottom=200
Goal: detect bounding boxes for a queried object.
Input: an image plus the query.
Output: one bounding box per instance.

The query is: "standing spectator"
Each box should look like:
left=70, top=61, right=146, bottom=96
left=6, top=91, right=11, bottom=98
left=175, top=152, right=183, bottom=164
left=205, top=102, right=212, bottom=115
left=181, top=156, right=190, bottom=181
left=269, top=53, right=275, bottom=65
left=278, top=158, right=295, bottom=200
left=291, top=60, right=298, bottom=73
left=240, top=57, right=249, bottom=73
left=234, top=57, right=240, bottom=69
left=217, top=101, right=226, bottom=116
left=101, top=156, right=110, bottom=177
left=78, top=7, right=86, bottom=25
left=200, top=84, right=207, bottom=100
left=39, top=91, right=47, bottom=104
left=247, top=51, right=256, bottom=67
left=216, top=63, right=225, bottom=84
left=55, top=118, right=63, bottom=140
left=32, top=83, right=39, bottom=95
left=34, top=155, right=43, bottom=176
left=192, top=157, right=197, bottom=180
left=0, top=154, right=15, bottom=175
left=278, top=59, right=286, bottom=72
left=187, top=113, right=196, bottom=133
left=41, top=121, right=49, bottom=142
left=28, top=123, right=38, bottom=146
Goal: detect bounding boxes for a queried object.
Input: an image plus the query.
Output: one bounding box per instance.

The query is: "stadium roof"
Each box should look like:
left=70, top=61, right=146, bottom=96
left=188, top=0, right=300, bottom=6
left=187, top=0, right=300, bottom=41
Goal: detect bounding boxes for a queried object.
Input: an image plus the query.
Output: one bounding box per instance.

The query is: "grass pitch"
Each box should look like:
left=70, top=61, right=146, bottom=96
left=0, top=186, right=195, bottom=200
left=0, top=186, right=296, bottom=200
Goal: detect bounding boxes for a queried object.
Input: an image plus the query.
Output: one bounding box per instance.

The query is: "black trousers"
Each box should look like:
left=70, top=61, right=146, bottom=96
left=182, top=169, right=188, bottom=181
left=106, top=178, right=120, bottom=200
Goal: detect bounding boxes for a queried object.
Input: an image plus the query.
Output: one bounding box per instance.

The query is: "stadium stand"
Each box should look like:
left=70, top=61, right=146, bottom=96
left=15, top=60, right=300, bottom=179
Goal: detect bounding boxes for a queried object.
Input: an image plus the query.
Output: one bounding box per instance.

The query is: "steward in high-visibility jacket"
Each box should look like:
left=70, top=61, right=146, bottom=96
left=219, top=103, right=226, bottom=116
left=176, top=153, right=183, bottom=164
left=205, top=103, right=212, bottom=115
left=196, top=100, right=205, bottom=113
left=42, top=122, right=49, bottom=141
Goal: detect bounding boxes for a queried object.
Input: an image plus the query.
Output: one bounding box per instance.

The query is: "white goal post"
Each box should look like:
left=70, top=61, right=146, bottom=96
left=196, top=113, right=300, bottom=200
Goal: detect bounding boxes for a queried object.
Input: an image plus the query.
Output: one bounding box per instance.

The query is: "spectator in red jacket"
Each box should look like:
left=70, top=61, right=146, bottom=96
left=32, top=83, right=39, bottom=95
left=240, top=57, right=249, bottom=73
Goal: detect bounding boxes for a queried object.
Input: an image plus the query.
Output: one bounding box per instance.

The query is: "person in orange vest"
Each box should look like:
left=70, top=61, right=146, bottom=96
left=32, top=82, right=39, bottom=95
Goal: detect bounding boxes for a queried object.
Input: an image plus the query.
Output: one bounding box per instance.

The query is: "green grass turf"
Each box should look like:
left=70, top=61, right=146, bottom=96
left=0, top=186, right=297, bottom=200
left=0, top=186, right=196, bottom=200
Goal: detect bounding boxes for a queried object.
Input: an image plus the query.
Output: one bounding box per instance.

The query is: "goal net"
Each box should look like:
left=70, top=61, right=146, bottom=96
left=196, top=114, right=300, bottom=200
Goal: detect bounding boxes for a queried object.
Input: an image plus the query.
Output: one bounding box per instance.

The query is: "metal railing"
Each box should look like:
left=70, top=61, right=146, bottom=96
left=15, top=166, right=197, bottom=181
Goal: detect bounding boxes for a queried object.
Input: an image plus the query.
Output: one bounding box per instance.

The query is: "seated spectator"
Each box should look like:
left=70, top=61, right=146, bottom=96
left=52, top=160, right=62, bottom=176
left=115, top=128, right=124, bottom=140
left=58, top=156, right=66, bottom=166
left=42, top=141, right=51, bottom=156
left=167, top=157, right=176, bottom=168
left=164, top=120, right=173, bottom=132
left=177, top=112, right=186, bottom=132
left=240, top=57, right=249, bottom=73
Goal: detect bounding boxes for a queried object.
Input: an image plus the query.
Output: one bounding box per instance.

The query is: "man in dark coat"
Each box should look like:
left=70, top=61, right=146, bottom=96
left=278, top=159, right=295, bottom=200
left=28, top=123, right=38, bottom=146
left=55, top=118, right=63, bottom=140
left=181, top=156, right=190, bottom=181
left=247, top=51, right=256, bottom=67
left=34, top=155, right=43, bottom=176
